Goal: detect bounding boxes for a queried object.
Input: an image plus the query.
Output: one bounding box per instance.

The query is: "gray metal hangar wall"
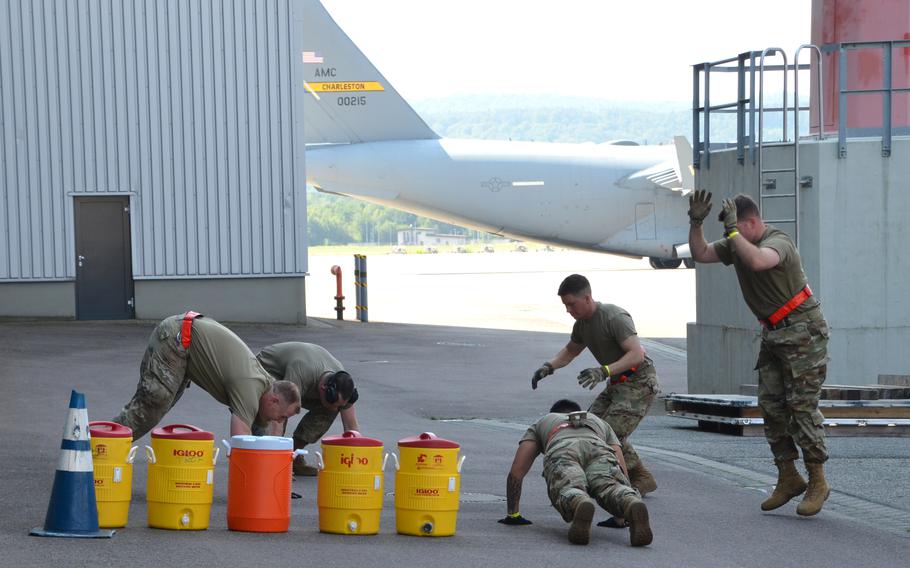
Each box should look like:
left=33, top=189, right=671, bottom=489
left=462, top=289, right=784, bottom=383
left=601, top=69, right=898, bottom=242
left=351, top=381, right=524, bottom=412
left=0, top=0, right=309, bottom=323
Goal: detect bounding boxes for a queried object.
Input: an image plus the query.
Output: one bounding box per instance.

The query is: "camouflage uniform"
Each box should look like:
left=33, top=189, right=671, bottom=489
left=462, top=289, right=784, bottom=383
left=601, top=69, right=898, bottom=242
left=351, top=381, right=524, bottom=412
left=714, top=226, right=829, bottom=463
left=571, top=303, right=660, bottom=470
left=256, top=342, right=350, bottom=449
left=114, top=314, right=273, bottom=440
left=522, top=412, right=641, bottom=521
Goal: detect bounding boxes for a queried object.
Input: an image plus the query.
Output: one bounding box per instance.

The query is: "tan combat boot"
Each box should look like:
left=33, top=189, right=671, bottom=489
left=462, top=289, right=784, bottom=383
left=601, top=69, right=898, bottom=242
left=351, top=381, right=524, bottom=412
left=567, top=497, right=596, bottom=545
left=293, top=454, right=318, bottom=477
left=624, top=499, right=653, bottom=547
left=761, top=460, right=807, bottom=511
left=628, top=461, right=658, bottom=495
left=796, top=462, right=830, bottom=516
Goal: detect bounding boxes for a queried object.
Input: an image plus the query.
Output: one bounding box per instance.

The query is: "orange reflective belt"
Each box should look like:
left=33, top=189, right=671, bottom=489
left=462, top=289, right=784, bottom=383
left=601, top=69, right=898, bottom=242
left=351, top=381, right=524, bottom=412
left=180, top=311, right=203, bottom=349
left=763, top=285, right=813, bottom=327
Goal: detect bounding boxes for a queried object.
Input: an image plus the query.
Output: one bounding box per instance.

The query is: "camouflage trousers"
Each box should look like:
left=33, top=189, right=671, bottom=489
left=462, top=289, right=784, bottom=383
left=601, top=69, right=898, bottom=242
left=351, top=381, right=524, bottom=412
left=113, top=316, right=191, bottom=440
left=588, top=365, right=659, bottom=470
left=543, top=436, right=640, bottom=521
left=291, top=401, right=339, bottom=450
left=756, top=308, right=829, bottom=464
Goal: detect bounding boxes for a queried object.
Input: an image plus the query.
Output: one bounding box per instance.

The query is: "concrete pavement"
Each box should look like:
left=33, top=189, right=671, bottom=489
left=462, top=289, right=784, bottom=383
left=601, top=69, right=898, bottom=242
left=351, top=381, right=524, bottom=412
left=1, top=318, right=908, bottom=567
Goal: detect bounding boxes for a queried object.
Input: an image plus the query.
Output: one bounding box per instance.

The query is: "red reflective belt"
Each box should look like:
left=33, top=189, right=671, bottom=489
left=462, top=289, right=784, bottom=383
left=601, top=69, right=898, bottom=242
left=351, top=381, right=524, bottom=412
left=763, top=285, right=813, bottom=326
left=610, top=366, right=637, bottom=385
left=180, top=311, right=203, bottom=349
left=546, top=422, right=572, bottom=445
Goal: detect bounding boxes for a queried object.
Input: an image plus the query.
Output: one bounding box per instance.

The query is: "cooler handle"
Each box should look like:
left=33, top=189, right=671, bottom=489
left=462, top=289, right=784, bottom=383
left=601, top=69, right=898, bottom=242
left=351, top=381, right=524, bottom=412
left=144, top=445, right=156, bottom=464
left=313, top=451, right=323, bottom=470
left=391, top=452, right=400, bottom=471
left=381, top=452, right=389, bottom=472
left=212, top=446, right=220, bottom=465
left=126, top=446, right=138, bottom=464
left=221, top=439, right=231, bottom=457
left=457, top=454, right=466, bottom=473
left=160, top=424, right=203, bottom=434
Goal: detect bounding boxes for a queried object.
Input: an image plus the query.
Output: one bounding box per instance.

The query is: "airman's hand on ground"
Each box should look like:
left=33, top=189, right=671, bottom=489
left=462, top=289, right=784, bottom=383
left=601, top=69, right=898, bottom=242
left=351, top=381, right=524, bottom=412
left=688, top=189, right=713, bottom=226
left=719, top=198, right=738, bottom=234
left=577, top=367, right=607, bottom=390
left=531, top=362, right=554, bottom=390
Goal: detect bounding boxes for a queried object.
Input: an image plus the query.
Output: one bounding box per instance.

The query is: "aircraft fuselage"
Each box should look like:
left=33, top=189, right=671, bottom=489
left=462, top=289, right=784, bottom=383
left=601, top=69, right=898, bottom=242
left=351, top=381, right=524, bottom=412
left=306, top=138, right=690, bottom=258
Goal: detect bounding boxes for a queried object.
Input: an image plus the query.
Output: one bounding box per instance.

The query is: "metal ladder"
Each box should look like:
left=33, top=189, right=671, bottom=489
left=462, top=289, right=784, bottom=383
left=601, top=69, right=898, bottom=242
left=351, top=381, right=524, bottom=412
left=756, top=45, right=823, bottom=248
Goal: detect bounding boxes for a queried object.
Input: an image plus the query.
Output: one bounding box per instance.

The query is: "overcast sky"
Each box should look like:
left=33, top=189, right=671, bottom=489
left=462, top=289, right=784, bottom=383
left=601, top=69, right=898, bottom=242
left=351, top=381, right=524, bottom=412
left=321, top=0, right=812, bottom=103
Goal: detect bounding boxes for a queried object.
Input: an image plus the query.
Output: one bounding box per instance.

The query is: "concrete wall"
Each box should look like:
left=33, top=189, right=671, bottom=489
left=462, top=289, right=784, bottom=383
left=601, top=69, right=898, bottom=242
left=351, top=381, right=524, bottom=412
left=135, top=277, right=307, bottom=324
left=688, top=137, right=910, bottom=392
left=0, top=281, right=75, bottom=318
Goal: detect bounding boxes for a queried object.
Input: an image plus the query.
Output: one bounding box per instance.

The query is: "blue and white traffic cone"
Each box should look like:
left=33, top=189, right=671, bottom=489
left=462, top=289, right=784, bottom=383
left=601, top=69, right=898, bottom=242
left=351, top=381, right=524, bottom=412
left=30, top=390, right=115, bottom=538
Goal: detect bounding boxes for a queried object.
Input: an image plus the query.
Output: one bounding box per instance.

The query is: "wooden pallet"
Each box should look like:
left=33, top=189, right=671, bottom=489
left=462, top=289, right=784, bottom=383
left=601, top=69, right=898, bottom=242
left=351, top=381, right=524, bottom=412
left=664, top=393, right=910, bottom=437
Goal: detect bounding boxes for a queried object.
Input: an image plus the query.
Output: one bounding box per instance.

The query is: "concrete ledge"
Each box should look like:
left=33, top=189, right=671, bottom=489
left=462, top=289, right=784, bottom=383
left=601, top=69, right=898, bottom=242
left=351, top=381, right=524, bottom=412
left=135, top=277, right=307, bottom=324
left=0, top=281, right=75, bottom=318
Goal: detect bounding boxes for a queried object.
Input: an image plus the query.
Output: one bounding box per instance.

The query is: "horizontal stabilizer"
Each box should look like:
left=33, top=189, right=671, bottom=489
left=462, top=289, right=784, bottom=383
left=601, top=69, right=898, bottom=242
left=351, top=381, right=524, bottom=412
left=303, top=0, right=438, bottom=144
left=673, top=136, right=695, bottom=190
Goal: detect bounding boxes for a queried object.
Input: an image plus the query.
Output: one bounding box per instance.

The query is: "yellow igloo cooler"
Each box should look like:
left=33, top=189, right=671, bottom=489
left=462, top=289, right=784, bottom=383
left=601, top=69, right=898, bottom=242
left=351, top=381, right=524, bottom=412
left=145, top=424, right=218, bottom=530
left=317, top=430, right=386, bottom=535
left=89, top=421, right=137, bottom=528
left=394, top=432, right=465, bottom=536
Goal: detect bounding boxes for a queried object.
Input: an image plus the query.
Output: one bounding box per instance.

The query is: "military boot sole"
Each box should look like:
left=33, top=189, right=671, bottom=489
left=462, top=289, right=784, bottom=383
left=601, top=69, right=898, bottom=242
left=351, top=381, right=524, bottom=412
left=796, top=488, right=830, bottom=517
left=626, top=501, right=653, bottom=547
left=760, top=481, right=807, bottom=511
left=568, top=499, right=595, bottom=545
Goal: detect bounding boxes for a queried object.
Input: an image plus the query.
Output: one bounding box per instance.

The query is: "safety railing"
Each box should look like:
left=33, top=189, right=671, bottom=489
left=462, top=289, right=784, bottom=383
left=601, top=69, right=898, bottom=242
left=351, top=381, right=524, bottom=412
left=835, top=40, right=910, bottom=158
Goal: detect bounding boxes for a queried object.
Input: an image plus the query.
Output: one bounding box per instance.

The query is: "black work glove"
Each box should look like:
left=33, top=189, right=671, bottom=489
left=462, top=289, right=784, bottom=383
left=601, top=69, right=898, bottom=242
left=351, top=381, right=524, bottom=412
left=498, top=513, right=533, bottom=525
left=531, top=362, right=554, bottom=390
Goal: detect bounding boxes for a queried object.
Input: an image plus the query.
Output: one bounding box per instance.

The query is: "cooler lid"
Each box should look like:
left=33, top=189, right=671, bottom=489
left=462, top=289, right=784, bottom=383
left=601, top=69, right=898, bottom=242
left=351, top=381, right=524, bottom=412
left=229, top=435, right=293, bottom=451
left=322, top=430, right=382, bottom=447
left=151, top=423, right=214, bottom=441
left=398, top=432, right=459, bottom=449
left=89, top=421, right=133, bottom=438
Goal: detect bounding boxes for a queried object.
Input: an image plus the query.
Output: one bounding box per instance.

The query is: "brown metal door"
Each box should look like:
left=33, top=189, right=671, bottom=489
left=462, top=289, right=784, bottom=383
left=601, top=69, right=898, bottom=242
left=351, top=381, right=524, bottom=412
left=74, top=196, right=134, bottom=320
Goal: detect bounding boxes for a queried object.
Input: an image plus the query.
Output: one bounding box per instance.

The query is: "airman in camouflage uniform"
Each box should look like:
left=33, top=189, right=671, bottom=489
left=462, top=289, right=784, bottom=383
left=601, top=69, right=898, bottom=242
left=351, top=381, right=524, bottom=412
left=499, top=399, right=652, bottom=547
left=688, top=191, right=830, bottom=516
left=531, top=274, right=660, bottom=495
left=113, top=313, right=301, bottom=440
left=255, top=342, right=360, bottom=476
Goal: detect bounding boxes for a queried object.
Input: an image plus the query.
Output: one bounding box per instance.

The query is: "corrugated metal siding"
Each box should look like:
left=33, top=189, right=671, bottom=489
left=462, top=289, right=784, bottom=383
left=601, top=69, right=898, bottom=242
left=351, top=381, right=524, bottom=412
left=0, top=0, right=307, bottom=281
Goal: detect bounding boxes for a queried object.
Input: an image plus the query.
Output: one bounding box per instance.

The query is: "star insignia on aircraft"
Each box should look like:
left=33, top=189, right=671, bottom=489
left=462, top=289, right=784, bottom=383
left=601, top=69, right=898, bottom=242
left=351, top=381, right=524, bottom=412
left=481, top=177, right=510, bottom=192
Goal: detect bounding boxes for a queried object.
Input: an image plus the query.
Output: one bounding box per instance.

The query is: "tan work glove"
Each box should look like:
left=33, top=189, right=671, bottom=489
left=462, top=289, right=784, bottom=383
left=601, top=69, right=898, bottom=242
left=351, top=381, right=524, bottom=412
left=688, top=190, right=713, bottom=226
left=719, top=198, right=738, bottom=234
left=577, top=367, right=607, bottom=390
left=531, top=362, right=553, bottom=390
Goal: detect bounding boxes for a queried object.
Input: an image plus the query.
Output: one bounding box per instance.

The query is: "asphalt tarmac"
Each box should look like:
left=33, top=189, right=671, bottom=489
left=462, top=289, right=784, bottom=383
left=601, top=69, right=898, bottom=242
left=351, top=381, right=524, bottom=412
left=2, top=317, right=909, bottom=568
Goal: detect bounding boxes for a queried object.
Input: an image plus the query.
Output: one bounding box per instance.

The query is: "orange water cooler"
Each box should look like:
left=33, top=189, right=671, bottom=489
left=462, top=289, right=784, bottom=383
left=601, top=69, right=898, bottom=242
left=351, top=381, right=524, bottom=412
left=223, top=435, right=305, bottom=532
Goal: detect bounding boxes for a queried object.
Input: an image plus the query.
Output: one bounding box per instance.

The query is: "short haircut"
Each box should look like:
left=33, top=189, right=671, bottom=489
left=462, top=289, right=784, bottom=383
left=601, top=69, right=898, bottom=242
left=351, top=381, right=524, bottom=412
left=271, top=380, right=300, bottom=406
left=550, top=399, right=582, bottom=413
left=557, top=274, right=591, bottom=297
left=722, top=194, right=760, bottom=221
left=329, top=371, right=357, bottom=402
